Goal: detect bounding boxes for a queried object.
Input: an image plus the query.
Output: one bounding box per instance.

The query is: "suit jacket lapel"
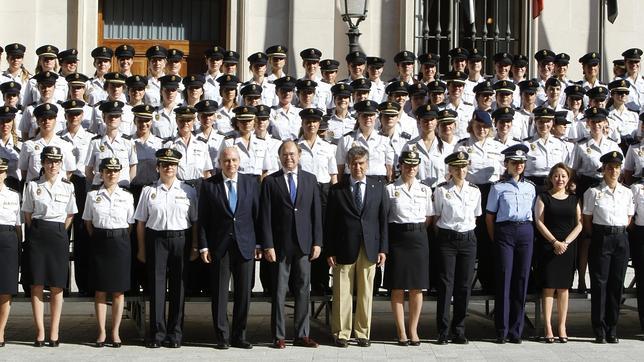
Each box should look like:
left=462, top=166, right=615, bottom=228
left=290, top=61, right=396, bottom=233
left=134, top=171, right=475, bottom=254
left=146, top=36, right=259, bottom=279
left=361, top=178, right=371, bottom=215
left=294, top=170, right=304, bottom=207
left=342, top=180, right=359, bottom=215
left=276, top=170, right=291, bottom=204
left=218, top=177, right=234, bottom=216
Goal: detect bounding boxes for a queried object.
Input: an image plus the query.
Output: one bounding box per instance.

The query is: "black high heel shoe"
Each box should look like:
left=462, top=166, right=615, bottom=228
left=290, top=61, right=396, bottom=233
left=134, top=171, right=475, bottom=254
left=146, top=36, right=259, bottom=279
left=558, top=336, right=568, bottom=343
left=34, top=340, right=45, bottom=347
left=48, top=340, right=60, bottom=347
left=95, top=340, right=105, bottom=348
left=111, top=341, right=122, bottom=348
left=544, top=336, right=555, bottom=344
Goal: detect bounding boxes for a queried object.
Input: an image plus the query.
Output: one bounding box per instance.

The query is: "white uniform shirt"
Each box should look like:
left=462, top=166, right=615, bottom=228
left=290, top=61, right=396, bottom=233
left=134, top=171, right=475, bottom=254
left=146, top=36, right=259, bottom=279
left=151, top=106, right=178, bottom=139
left=144, top=75, right=163, bottom=108
left=403, top=136, right=454, bottom=188
left=523, top=135, right=570, bottom=177
left=82, top=186, right=135, bottom=229
left=19, top=102, right=66, bottom=138
left=163, top=135, right=213, bottom=180
left=455, top=137, right=506, bottom=184
left=631, top=183, right=644, bottom=226
left=386, top=178, right=434, bottom=224
left=214, top=106, right=235, bottom=135
left=90, top=103, right=135, bottom=136
left=625, top=142, right=644, bottom=178
left=203, top=72, right=223, bottom=105
left=262, top=135, right=282, bottom=175
left=384, top=130, right=413, bottom=173
left=21, top=174, right=77, bottom=222
left=327, top=113, right=356, bottom=142
left=297, top=136, right=337, bottom=183
left=0, top=71, right=29, bottom=106
left=269, top=105, right=302, bottom=141
left=23, top=77, right=67, bottom=107
left=446, top=101, right=475, bottom=139
left=87, top=77, right=107, bottom=106
left=85, top=133, right=138, bottom=186
left=134, top=179, right=197, bottom=231
left=433, top=180, right=482, bottom=232
left=621, top=75, right=644, bottom=112
left=221, top=134, right=269, bottom=176
left=463, top=76, right=486, bottom=105
left=132, top=134, right=163, bottom=186
left=195, top=130, right=225, bottom=168
left=0, top=136, right=21, bottom=181
left=583, top=181, right=634, bottom=226
left=0, top=186, right=21, bottom=226
left=397, top=112, right=420, bottom=140
left=572, top=137, right=621, bottom=178
left=58, top=128, right=94, bottom=177
left=336, top=129, right=394, bottom=176
left=18, top=135, right=76, bottom=181
left=240, top=79, right=277, bottom=107
left=608, top=106, right=639, bottom=137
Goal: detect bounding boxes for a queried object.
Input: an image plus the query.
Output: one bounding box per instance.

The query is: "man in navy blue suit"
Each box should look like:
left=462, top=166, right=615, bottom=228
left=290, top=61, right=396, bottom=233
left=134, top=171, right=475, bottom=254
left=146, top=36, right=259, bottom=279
left=260, top=140, right=323, bottom=349
left=198, top=146, right=261, bottom=350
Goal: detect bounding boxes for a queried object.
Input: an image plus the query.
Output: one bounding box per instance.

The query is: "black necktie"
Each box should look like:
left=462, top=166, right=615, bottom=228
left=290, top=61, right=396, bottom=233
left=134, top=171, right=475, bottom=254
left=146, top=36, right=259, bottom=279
left=354, top=181, right=363, bottom=211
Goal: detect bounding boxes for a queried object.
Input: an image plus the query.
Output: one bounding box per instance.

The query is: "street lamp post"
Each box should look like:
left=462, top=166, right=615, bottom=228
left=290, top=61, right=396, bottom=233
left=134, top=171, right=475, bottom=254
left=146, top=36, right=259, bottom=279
left=341, top=0, right=369, bottom=53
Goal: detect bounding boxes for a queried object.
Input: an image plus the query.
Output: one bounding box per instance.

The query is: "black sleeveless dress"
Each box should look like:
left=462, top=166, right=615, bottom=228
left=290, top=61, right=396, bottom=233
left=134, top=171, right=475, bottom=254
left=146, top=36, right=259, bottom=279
left=536, top=192, right=578, bottom=289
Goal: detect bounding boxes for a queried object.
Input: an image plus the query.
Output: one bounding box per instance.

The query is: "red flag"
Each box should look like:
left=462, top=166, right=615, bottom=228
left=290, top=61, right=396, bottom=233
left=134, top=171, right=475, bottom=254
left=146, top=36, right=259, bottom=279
left=532, top=0, right=544, bottom=18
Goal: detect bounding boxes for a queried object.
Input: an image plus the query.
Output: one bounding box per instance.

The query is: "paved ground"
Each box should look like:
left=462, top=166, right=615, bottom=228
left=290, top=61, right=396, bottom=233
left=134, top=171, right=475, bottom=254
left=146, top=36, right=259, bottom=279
left=3, top=296, right=644, bottom=361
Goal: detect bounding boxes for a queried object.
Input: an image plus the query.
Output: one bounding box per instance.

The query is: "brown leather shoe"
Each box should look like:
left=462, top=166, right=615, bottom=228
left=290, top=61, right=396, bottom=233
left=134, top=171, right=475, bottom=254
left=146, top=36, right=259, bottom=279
left=293, top=337, right=319, bottom=348
left=272, top=339, right=286, bottom=349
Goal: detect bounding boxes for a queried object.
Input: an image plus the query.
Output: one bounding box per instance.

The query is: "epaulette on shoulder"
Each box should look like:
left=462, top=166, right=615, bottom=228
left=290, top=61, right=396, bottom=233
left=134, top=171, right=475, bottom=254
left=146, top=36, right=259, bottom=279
left=56, top=100, right=64, bottom=105
left=119, top=186, right=132, bottom=194
left=90, top=184, right=101, bottom=191
left=61, top=178, right=72, bottom=184
left=575, top=137, right=589, bottom=143
left=343, top=131, right=354, bottom=137
left=400, top=131, right=412, bottom=140
left=468, top=183, right=479, bottom=189
left=196, top=136, right=207, bottom=143
left=272, top=134, right=281, bottom=141
left=162, top=137, right=174, bottom=143
left=60, top=136, right=73, bottom=143
left=522, top=136, right=532, bottom=141
left=523, top=178, right=536, bottom=186
left=436, top=181, right=449, bottom=188
left=456, top=137, right=469, bottom=144
left=29, top=102, right=37, bottom=107
left=463, top=101, right=473, bottom=106
left=56, top=130, right=65, bottom=136
left=16, top=104, right=23, bottom=111
left=121, top=134, right=132, bottom=140
left=608, top=136, right=618, bottom=143
left=419, top=180, right=432, bottom=188
left=91, top=134, right=102, bottom=140
left=13, top=145, right=20, bottom=153
left=7, top=187, right=19, bottom=194
left=628, top=107, right=639, bottom=113
left=513, top=137, right=522, bottom=142
left=224, top=132, right=236, bottom=139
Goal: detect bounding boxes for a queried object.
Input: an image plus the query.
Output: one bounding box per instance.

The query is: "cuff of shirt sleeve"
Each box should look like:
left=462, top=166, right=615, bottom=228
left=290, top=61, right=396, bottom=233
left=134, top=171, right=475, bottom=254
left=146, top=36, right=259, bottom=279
left=199, top=248, right=209, bottom=253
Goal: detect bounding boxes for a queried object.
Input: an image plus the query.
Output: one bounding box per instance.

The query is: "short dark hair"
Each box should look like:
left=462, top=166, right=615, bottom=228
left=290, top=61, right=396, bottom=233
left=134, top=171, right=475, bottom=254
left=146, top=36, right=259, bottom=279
left=347, top=146, right=369, bottom=164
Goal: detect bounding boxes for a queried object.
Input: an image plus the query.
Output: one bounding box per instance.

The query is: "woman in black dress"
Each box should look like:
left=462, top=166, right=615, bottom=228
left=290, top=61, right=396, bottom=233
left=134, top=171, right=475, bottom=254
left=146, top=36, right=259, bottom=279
left=384, top=151, right=433, bottom=345
left=0, top=158, right=21, bottom=347
left=534, top=163, right=582, bottom=343
left=82, top=158, right=135, bottom=347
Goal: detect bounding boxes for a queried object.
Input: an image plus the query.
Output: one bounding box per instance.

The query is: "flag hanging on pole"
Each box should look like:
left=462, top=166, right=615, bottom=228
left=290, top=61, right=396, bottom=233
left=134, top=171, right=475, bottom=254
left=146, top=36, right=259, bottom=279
left=532, top=0, right=544, bottom=19
left=607, top=0, right=618, bottom=23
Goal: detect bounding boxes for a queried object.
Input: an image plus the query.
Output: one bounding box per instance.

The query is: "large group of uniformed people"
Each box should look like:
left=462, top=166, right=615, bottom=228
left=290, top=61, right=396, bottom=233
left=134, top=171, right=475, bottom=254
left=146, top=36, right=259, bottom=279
left=1, top=41, right=644, bottom=349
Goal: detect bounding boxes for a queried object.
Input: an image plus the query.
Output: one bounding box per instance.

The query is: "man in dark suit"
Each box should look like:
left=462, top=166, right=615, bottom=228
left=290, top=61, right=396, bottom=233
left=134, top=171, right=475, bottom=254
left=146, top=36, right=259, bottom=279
left=260, top=140, right=323, bottom=349
left=325, top=145, right=389, bottom=348
left=198, top=146, right=261, bottom=350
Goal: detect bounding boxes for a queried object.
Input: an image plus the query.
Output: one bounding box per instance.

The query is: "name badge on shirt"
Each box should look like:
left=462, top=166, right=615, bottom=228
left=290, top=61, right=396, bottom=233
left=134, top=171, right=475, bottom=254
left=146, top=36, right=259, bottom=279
left=54, top=193, right=68, bottom=202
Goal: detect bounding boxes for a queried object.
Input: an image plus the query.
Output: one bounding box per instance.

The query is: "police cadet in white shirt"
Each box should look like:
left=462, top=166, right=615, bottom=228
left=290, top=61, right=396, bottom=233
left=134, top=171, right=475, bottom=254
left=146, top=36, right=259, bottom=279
left=144, top=45, right=168, bottom=108
left=455, top=110, right=506, bottom=293
left=607, top=79, right=639, bottom=149
left=266, top=45, right=288, bottom=84
left=403, top=106, right=453, bottom=188
left=384, top=81, right=418, bottom=140
left=463, top=48, right=486, bottom=106
left=629, top=176, right=644, bottom=333
left=59, top=99, right=95, bottom=296
left=91, top=72, right=135, bottom=136
left=492, top=107, right=521, bottom=147
left=243, top=52, right=277, bottom=107
left=0, top=157, right=21, bottom=347
left=624, top=113, right=644, bottom=185
left=551, top=111, right=576, bottom=162
left=22, top=45, right=67, bottom=107
left=163, top=106, right=213, bottom=190
left=295, top=79, right=321, bottom=111
left=85, top=101, right=137, bottom=188
left=336, top=100, right=394, bottom=182
left=134, top=148, right=198, bottom=349
left=0, top=105, right=21, bottom=190
left=221, top=106, right=270, bottom=180
left=350, top=78, right=371, bottom=109
left=366, top=56, right=387, bottom=104
left=64, top=73, right=93, bottom=129
left=82, top=157, right=135, bottom=348
left=620, top=48, right=644, bottom=112
left=434, top=151, right=482, bottom=345
left=378, top=101, right=411, bottom=176
left=298, top=107, right=338, bottom=295
left=582, top=151, right=634, bottom=344
left=215, top=74, right=241, bottom=135
left=270, top=76, right=301, bottom=141
left=202, top=46, right=225, bottom=105
left=18, top=103, right=76, bottom=182
left=327, top=83, right=355, bottom=143
left=384, top=150, right=433, bottom=346
left=444, top=71, right=475, bottom=139
left=0, top=43, right=29, bottom=106
left=152, top=75, right=182, bottom=139
left=319, top=59, right=339, bottom=109
left=406, top=83, right=428, bottom=118
left=21, top=146, right=77, bottom=347
left=254, top=104, right=281, bottom=175
left=240, top=83, right=262, bottom=107
left=194, top=100, right=225, bottom=167
left=522, top=107, right=570, bottom=193
left=20, top=71, right=66, bottom=140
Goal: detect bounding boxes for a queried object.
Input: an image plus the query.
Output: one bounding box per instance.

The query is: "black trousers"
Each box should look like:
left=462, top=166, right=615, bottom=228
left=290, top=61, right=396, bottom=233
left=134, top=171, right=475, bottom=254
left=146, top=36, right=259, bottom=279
left=209, top=245, right=253, bottom=344
left=436, top=228, right=477, bottom=338
left=70, top=174, right=92, bottom=294
left=589, top=225, right=629, bottom=338
left=630, top=225, right=644, bottom=330
left=145, top=228, right=188, bottom=344
left=474, top=183, right=494, bottom=292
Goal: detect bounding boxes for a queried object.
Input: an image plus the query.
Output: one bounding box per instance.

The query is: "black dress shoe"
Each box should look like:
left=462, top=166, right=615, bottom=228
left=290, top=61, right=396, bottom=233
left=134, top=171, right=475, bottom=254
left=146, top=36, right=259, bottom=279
left=95, top=341, right=105, bottom=348
left=357, top=338, right=371, bottom=347
left=594, top=337, right=607, bottom=344
left=409, top=340, right=421, bottom=346
left=508, top=337, right=522, bottom=344
left=163, top=340, right=181, bottom=348
left=34, top=340, right=45, bottom=347
left=334, top=338, right=348, bottom=348
left=231, top=340, right=252, bottom=349
left=111, top=342, right=122, bottom=348
left=214, top=342, right=229, bottom=350
left=49, top=340, right=60, bottom=347
left=452, top=336, right=469, bottom=345
left=495, top=337, right=506, bottom=344
left=0, top=341, right=4, bottom=347
left=607, top=336, right=619, bottom=344
left=436, top=336, right=449, bottom=345
left=146, top=341, right=161, bottom=348
left=397, top=339, right=410, bottom=346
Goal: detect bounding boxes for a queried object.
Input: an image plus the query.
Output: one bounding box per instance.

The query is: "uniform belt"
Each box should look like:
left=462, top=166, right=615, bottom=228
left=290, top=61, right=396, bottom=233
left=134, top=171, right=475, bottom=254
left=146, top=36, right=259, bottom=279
left=437, top=227, right=474, bottom=239
left=390, top=222, right=426, bottom=232
left=94, top=227, right=129, bottom=237
left=149, top=229, right=186, bottom=237
left=0, top=225, right=16, bottom=231
left=593, top=224, right=627, bottom=235
left=496, top=221, right=531, bottom=225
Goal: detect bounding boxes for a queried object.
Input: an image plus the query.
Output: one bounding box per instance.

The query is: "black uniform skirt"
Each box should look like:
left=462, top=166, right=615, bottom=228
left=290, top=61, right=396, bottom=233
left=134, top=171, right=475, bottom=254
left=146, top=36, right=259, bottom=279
left=384, top=223, right=429, bottom=290
left=0, top=226, right=19, bottom=294
left=29, top=219, right=69, bottom=289
left=91, top=228, right=131, bottom=293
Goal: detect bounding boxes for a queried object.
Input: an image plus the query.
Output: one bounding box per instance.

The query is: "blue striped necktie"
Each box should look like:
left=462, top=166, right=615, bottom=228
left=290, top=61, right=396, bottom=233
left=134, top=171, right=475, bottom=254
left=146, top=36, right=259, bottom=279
left=227, top=180, right=236, bottom=213
left=288, top=172, right=296, bottom=204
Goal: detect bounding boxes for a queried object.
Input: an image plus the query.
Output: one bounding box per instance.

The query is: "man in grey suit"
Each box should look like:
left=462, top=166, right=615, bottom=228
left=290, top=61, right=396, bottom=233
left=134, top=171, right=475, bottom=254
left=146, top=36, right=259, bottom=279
left=260, top=140, right=323, bottom=349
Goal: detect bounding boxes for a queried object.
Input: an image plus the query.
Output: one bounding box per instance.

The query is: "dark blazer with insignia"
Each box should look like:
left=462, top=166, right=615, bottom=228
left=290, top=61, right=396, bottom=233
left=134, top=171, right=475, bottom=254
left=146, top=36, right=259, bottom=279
left=324, top=175, right=389, bottom=264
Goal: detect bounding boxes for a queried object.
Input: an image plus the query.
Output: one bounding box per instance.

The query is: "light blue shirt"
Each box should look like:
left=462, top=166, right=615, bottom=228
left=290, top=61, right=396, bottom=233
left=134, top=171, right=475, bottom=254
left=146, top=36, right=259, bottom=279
left=486, top=176, right=536, bottom=222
